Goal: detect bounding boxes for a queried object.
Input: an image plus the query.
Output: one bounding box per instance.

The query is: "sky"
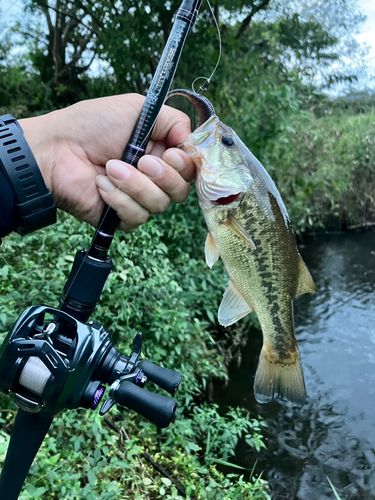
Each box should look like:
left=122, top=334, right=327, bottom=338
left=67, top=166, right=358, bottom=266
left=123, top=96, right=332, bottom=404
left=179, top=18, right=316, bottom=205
left=1, top=0, right=375, bottom=92
left=1, top=0, right=22, bottom=19
left=356, top=0, right=375, bottom=59
left=355, top=0, right=375, bottom=88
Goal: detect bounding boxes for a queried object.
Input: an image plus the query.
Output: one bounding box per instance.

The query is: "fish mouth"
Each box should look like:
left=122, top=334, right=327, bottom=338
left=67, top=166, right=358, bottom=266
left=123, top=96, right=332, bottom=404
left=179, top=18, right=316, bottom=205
left=177, top=116, right=218, bottom=155
left=211, top=193, right=241, bottom=206
left=192, top=116, right=217, bottom=145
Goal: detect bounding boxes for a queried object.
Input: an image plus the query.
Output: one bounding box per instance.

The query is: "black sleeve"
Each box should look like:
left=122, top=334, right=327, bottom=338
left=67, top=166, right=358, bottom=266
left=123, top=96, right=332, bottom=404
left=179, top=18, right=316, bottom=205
left=0, top=167, right=18, bottom=242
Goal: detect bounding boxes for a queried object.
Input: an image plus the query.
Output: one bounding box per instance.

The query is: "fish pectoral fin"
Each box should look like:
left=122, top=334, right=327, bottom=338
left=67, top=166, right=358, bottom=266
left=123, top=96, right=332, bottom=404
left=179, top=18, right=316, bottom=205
left=205, top=232, right=220, bottom=268
left=296, top=254, right=318, bottom=296
left=218, top=281, right=253, bottom=327
left=222, top=214, right=256, bottom=249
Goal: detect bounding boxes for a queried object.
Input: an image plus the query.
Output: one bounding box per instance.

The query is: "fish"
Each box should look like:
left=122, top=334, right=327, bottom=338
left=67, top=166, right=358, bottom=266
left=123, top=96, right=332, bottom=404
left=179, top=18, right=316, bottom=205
left=167, top=89, right=317, bottom=405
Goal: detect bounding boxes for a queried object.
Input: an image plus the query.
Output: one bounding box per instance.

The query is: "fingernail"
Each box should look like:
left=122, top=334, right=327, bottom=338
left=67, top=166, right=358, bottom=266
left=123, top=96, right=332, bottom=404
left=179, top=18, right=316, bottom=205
left=163, top=150, right=185, bottom=170
left=106, top=159, right=131, bottom=180
left=140, top=156, right=163, bottom=177
left=96, top=175, right=115, bottom=192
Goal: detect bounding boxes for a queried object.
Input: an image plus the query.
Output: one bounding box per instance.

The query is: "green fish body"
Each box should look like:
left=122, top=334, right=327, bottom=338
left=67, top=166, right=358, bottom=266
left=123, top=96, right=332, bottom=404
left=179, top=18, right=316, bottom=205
left=171, top=91, right=317, bottom=405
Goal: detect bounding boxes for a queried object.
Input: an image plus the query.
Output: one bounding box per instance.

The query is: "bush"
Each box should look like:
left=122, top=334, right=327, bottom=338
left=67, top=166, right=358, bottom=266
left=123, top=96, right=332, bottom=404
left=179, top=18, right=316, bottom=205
left=262, top=110, right=375, bottom=233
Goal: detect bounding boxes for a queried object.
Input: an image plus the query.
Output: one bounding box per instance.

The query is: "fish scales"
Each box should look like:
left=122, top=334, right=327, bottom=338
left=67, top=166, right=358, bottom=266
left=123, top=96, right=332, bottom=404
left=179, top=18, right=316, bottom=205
left=167, top=89, right=317, bottom=405
left=204, top=171, right=299, bottom=357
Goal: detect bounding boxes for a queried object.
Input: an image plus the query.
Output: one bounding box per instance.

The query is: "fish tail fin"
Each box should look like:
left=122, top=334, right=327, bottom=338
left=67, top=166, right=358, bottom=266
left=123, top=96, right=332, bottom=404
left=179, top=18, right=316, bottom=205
left=254, top=344, right=306, bottom=406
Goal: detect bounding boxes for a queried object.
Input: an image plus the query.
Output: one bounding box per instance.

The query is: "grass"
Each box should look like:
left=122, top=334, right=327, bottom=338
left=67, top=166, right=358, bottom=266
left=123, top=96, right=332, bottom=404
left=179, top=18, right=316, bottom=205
left=327, top=476, right=343, bottom=500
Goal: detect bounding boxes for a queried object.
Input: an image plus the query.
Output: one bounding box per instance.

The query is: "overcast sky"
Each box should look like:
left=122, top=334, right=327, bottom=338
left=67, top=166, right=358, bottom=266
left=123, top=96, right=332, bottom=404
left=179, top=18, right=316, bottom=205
left=356, top=0, right=375, bottom=59
left=1, top=0, right=22, bottom=19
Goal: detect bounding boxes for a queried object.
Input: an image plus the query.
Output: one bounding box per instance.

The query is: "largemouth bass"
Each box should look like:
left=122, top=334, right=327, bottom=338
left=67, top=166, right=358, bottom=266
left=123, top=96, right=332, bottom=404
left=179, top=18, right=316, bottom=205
left=168, top=89, right=317, bottom=405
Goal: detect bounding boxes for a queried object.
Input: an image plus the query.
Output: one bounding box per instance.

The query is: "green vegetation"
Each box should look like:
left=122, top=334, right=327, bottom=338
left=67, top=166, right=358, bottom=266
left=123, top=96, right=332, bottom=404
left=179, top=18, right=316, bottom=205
left=0, top=0, right=374, bottom=498
left=264, top=109, right=375, bottom=233
left=0, top=209, right=268, bottom=499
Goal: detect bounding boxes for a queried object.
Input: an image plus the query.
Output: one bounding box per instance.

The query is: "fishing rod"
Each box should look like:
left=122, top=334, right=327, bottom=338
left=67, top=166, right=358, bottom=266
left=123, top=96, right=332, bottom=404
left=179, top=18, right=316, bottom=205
left=0, top=1, right=203, bottom=498
left=61, top=0, right=202, bottom=322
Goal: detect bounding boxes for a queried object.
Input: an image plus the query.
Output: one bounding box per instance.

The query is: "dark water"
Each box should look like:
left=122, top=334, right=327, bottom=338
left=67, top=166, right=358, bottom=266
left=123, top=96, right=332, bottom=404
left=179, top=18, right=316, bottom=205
left=213, top=232, right=375, bottom=499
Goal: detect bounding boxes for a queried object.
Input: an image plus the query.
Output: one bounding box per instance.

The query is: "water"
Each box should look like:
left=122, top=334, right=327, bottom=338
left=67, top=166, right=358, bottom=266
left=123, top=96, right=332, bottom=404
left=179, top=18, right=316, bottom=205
left=213, top=232, right=375, bottom=499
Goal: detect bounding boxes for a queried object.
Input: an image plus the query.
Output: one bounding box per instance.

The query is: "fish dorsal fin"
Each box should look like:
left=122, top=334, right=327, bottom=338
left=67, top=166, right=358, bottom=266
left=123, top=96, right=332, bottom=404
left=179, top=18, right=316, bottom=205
left=296, top=254, right=318, bottom=296
left=218, top=281, right=253, bottom=327
left=205, top=232, right=220, bottom=268
left=222, top=214, right=256, bottom=249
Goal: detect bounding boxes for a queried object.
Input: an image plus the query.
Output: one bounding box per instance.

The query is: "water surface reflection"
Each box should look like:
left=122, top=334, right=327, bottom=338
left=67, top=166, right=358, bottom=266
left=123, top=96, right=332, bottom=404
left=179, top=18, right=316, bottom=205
left=214, top=232, right=375, bottom=499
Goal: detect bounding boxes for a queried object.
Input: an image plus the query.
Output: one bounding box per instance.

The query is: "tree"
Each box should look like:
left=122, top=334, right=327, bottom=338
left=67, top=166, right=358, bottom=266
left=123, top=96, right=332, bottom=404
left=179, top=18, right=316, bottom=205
left=3, top=0, right=368, bottom=120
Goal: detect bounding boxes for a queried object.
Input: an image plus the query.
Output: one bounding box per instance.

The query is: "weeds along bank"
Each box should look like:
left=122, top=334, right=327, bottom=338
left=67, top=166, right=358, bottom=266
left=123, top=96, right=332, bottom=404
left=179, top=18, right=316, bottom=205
left=0, top=207, right=269, bottom=499
left=263, top=110, right=375, bottom=234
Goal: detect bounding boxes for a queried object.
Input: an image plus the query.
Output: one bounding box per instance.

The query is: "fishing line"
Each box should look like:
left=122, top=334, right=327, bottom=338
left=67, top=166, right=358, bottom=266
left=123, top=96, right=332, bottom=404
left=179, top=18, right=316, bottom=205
left=192, top=0, right=222, bottom=95
left=63, top=10, right=195, bottom=301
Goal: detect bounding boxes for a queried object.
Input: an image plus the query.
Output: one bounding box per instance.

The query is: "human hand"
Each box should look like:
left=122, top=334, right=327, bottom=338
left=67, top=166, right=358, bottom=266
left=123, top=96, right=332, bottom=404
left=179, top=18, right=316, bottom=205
left=19, top=94, right=194, bottom=231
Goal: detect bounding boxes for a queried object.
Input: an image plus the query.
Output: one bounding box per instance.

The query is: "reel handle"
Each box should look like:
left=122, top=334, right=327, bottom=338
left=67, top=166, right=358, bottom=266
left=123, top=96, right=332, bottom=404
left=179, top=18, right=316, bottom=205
left=115, top=381, right=177, bottom=428
left=141, top=360, right=181, bottom=395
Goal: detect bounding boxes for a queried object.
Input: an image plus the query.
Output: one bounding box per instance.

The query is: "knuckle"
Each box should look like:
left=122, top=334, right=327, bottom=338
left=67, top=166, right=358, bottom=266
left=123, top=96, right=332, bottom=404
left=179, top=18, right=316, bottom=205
left=119, top=210, right=149, bottom=230
left=154, top=197, right=170, bottom=214
left=181, top=184, right=191, bottom=201
left=128, top=182, right=144, bottom=197
left=137, top=211, right=150, bottom=225
left=117, top=197, right=150, bottom=227
left=173, top=184, right=190, bottom=204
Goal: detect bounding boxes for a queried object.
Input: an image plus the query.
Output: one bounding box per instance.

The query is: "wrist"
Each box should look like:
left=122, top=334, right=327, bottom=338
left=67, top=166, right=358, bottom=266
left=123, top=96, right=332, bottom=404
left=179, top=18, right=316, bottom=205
left=0, top=114, right=56, bottom=236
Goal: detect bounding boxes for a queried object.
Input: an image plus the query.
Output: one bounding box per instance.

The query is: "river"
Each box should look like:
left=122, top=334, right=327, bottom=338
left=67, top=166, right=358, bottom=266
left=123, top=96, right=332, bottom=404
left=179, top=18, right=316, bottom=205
left=213, top=232, right=375, bottom=500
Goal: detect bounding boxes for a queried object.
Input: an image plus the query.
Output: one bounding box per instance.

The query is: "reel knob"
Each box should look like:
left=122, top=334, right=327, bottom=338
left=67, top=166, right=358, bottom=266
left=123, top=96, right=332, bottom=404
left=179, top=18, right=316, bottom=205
left=113, top=381, right=177, bottom=428
left=140, top=360, right=181, bottom=395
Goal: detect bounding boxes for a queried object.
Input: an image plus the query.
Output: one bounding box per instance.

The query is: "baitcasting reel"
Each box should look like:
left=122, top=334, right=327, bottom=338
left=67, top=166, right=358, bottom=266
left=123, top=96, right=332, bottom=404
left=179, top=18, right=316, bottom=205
left=0, top=305, right=181, bottom=499
left=0, top=305, right=181, bottom=426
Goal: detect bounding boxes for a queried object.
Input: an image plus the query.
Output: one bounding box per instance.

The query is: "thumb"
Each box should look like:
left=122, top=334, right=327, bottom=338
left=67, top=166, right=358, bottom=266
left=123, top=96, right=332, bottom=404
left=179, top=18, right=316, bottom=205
left=151, top=104, right=192, bottom=148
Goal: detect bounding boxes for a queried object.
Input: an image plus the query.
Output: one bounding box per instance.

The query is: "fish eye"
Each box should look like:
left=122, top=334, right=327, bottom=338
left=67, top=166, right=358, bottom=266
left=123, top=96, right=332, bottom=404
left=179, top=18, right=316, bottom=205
left=221, top=135, right=235, bottom=147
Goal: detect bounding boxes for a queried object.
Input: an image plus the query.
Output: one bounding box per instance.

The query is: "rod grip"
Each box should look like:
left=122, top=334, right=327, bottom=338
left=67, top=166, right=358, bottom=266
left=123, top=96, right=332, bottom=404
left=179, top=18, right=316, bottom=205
left=115, top=381, right=177, bottom=428
left=141, top=360, right=181, bottom=395
left=0, top=410, right=53, bottom=500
